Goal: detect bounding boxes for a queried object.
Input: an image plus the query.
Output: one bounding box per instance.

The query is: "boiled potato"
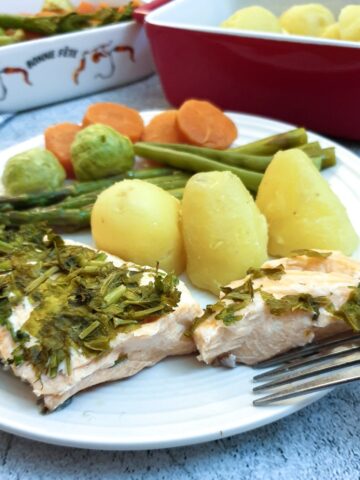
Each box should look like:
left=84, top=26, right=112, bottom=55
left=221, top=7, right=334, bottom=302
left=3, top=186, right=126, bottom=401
left=221, top=6, right=282, bottom=33
left=321, top=23, right=340, bottom=39
left=91, top=179, right=185, bottom=274
left=182, top=171, right=268, bottom=295
left=280, top=4, right=335, bottom=37
left=256, top=149, right=358, bottom=256
left=339, top=5, right=360, bottom=41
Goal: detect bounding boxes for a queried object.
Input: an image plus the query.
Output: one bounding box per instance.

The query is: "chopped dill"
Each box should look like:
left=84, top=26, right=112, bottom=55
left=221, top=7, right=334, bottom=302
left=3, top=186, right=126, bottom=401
left=0, top=224, right=181, bottom=378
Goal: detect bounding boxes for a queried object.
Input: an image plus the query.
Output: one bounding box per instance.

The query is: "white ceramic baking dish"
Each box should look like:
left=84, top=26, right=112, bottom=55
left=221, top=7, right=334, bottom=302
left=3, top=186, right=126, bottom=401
left=0, top=0, right=155, bottom=112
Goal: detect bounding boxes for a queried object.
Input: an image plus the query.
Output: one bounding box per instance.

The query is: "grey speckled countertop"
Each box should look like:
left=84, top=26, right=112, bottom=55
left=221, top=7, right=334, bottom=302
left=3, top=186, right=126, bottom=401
left=0, top=75, right=360, bottom=480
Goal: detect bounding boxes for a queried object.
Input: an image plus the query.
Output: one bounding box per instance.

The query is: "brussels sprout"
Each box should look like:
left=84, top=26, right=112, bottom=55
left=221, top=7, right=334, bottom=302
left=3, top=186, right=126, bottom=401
left=71, top=124, right=134, bottom=181
left=2, top=148, right=66, bottom=195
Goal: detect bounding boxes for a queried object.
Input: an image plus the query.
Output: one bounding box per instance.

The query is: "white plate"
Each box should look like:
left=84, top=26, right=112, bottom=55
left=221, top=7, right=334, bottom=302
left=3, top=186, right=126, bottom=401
left=0, top=111, right=359, bottom=450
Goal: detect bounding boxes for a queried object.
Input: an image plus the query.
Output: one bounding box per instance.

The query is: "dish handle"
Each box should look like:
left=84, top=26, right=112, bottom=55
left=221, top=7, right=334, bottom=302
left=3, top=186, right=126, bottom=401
left=133, top=0, right=172, bottom=23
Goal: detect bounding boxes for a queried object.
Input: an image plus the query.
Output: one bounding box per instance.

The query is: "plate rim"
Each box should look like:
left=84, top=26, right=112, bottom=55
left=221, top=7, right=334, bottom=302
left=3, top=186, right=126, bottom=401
left=0, top=387, right=328, bottom=450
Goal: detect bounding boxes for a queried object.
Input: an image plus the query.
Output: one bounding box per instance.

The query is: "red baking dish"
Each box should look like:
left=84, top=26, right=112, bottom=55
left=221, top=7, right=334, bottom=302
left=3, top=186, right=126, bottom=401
left=145, top=0, right=360, bottom=140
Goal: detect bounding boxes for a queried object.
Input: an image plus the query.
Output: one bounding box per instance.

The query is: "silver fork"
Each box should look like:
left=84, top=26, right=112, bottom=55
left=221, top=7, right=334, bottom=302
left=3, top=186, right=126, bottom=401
left=252, top=331, right=360, bottom=406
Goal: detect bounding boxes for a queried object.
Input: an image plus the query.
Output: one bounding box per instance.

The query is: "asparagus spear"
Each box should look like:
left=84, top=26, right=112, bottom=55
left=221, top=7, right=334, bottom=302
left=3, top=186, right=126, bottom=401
left=0, top=206, right=92, bottom=230
left=57, top=8, right=134, bottom=34
left=60, top=174, right=190, bottom=209
left=0, top=174, right=190, bottom=230
left=0, top=203, right=13, bottom=212
left=0, top=168, right=176, bottom=209
left=60, top=192, right=101, bottom=209
left=0, top=14, right=60, bottom=35
left=134, top=143, right=263, bottom=192
left=0, top=6, right=135, bottom=36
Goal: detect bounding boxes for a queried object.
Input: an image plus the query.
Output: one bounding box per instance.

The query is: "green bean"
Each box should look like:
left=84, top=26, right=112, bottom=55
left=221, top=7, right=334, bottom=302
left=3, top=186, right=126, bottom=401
left=134, top=143, right=263, bottom=192
left=311, top=156, right=322, bottom=170
left=298, top=142, right=322, bottom=156
left=141, top=139, right=331, bottom=172
left=230, top=128, right=308, bottom=155
left=321, top=147, right=336, bottom=169
left=142, top=142, right=271, bottom=173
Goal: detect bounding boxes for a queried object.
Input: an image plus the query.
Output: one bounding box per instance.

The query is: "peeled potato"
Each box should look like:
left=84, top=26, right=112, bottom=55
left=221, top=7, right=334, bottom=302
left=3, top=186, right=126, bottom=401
left=339, top=5, right=360, bottom=41
left=182, top=171, right=268, bottom=295
left=280, top=4, right=335, bottom=37
left=321, top=23, right=340, bottom=39
left=221, top=6, right=282, bottom=33
left=91, top=179, right=185, bottom=274
left=256, top=149, right=358, bottom=257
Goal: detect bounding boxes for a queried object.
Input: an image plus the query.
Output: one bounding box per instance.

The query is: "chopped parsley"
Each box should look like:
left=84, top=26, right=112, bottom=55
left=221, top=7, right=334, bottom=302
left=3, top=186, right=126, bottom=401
left=260, top=291, right=333, bottom=321
left=0, top=224, right=181, bottom=378
left=247, top=265, right=285, bottom=280
left=190, top=277, right=254, bottom=332
left=332, top=283, right=360, bottom=332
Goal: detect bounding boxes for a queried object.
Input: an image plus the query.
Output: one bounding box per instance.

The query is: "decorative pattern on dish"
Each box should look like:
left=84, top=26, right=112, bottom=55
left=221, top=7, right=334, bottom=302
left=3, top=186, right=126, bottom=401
left=0, top=67, right=32, bottom=102
left=72, top=41, right=135, bottom=85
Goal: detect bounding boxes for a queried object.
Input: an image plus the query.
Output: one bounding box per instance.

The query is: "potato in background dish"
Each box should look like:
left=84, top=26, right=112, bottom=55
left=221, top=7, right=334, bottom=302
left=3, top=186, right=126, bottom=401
left=321, top=23, right=340, bottom=39
left=280, top=4, right=335, bottom=37
left=339, top=5, right=360, bottom=41
left=221, top=6, right=282, bottom=33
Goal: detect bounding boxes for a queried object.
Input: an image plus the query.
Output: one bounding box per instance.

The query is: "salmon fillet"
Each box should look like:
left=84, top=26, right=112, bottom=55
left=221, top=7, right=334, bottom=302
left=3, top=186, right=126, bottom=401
left=0, top=240, right=202, bottom=411
left=193, top=251, right=360, bottom=366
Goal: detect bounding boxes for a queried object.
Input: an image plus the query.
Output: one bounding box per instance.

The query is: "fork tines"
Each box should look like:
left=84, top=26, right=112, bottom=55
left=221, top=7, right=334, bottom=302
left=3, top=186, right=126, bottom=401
left=252, top=331, right=360, bottom=406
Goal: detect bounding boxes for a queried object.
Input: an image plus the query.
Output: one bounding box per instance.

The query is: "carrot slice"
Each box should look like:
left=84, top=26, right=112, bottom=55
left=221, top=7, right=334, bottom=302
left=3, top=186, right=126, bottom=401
left=76, top=2, right=96, bottom=14
left=177, top=99, right=237, bottom=150
left=142, top=110, right=185, bottom=144
left=44, top=122, right=82, bottom=178
left=83, top=102, right=144, bottom=143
